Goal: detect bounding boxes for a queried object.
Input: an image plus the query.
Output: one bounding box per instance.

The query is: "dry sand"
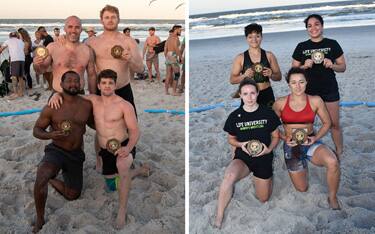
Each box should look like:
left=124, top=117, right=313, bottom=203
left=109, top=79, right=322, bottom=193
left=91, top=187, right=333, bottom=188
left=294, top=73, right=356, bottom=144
left=0, top=61, right=185, bottom=233
left=189, top=26, right=375, bottom=233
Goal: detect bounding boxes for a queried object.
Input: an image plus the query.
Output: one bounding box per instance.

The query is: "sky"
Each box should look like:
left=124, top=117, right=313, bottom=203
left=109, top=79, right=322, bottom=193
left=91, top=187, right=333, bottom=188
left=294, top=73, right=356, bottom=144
left=190, top=0, right=350, bottom=15
left=2, top=0, right=185, bottom=19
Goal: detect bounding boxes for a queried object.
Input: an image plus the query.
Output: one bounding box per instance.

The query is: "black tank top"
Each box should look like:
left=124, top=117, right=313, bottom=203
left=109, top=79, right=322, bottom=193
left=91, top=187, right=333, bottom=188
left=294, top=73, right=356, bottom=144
left=242, top=49, right=270, bottom=83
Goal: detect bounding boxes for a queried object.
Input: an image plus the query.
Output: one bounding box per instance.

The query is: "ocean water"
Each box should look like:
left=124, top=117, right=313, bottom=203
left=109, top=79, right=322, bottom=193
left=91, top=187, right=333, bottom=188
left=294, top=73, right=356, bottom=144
left=190, top=0, right=375, bottom=40
left=0, top=19, right=184, bottom=43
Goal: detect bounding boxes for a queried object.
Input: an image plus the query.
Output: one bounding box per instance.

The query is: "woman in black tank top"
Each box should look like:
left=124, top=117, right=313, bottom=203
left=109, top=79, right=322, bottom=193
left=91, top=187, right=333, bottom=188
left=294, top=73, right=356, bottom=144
left=230, top=23, right=282, bottom=108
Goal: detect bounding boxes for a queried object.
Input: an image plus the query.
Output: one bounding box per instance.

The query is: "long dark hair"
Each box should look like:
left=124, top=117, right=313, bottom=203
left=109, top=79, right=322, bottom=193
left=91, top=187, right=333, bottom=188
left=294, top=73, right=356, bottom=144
left=17, top=28, right=32, bottom=54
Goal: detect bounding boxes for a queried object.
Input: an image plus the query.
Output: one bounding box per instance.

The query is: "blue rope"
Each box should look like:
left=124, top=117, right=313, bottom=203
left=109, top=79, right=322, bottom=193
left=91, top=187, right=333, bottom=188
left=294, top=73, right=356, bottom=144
left=0, top=108, right=42, bottom=117
left=1, top=101, right=374, bottom=117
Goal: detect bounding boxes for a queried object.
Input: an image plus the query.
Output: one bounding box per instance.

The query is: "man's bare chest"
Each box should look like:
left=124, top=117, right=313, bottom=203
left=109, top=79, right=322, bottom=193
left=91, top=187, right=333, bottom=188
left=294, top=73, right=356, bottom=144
left=147, top=37, right=158, bottom=46
left=95, top=104, right=124, bottom=124
left=52, top=49, right=89, bottom=70
left=52, top=104, right=90, bottom=128
left=93, top=39, right=127, bottom=60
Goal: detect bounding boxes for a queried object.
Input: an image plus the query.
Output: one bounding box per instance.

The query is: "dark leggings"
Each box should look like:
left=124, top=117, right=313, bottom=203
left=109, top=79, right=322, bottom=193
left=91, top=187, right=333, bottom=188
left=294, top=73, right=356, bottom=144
left=24, top=54, right=32, bottom=88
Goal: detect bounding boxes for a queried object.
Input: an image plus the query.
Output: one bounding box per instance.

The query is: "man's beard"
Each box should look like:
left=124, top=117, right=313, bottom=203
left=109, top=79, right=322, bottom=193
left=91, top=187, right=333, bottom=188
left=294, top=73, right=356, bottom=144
left=104, top=24, right=118, bottom=31
left=63, top=87, right=79, bottom=96
left=66, top=34, right=80, bottom=43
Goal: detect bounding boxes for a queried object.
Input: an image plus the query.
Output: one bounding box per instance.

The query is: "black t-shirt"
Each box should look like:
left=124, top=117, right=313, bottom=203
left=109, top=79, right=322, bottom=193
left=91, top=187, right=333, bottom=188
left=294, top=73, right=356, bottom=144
left=43, top=35, right=54, bottom=47
left=292, top=38, right=343, bottom=95
left=224, top=105, right=281, bottom=157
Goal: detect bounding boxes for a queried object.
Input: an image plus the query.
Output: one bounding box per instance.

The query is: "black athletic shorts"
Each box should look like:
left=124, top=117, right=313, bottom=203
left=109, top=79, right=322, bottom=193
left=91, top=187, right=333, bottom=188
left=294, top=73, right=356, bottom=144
left=40, top=143, right=85, bottom=191
left=318, top=91, right=340, bottom=102
left=258, top=86, right=275, bottom=108
left=99, top=139, right=136, bottom=176
left=10, top=61, right=24, bottom=77
left=234, top=151, right=274, bottom=179
left=306, top=87, right=340, bottom=102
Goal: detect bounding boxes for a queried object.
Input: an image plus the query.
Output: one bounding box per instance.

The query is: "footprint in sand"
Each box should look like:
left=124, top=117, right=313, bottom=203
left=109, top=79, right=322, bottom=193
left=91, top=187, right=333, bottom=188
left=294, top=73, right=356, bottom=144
left=151, top=172, right=178, bottom=191
left=351, top=211, right=375, bottom=229
left=138, top=219, right=170, bottom=234
left=20, top=121, right=35, bottom=130
left=355, top=132, right=375, bottom=142
left=190, top=174, right=201, bottom=182
left=201, top=162, right=219, bottom=174
left=6, top=137, right=29, bottom=148
left=1, top=149, right=14, bottom=161
left=147, top=150, right=162, bottom=162
left=131, top=201, right=160, bottom=222
left=46, top=196, right=65, bottom=212
left=71, top=213, right=98, bottom=229
left=11, top=141, right=44, bottom=161
left=24, top=200, right=35, bottom=215
left=146, top=191, right=163, bottom=204
left=358, top=141, right=375, bottom=153
left=0, top=126, right=14, bottom=136
left=161, top=191, right=178, bottom=207
left=346, top=194, right=375, bottom=210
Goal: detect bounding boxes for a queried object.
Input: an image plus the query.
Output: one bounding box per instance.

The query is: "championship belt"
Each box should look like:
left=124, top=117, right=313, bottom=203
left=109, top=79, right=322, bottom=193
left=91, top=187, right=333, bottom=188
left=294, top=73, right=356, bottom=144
left=292, top=128, right=308, bottom=145
left=111, top=45, right=124, bottom=59
left=311, top=51, right=324, bottom=64
left=60, top=120, right=72, bottom=136
left=35, top=46, right=49, bottom=58
left=252, top=63, right=264, bottom=73
left=106, top=138, right=121, bottom=154
left=246, top=140, right=263, bottom=156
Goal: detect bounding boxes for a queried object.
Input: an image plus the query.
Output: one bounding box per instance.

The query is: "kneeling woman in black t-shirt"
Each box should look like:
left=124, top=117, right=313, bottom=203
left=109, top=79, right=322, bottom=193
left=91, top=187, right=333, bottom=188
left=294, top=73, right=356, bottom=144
left=215, top=78, right=281, bottom=228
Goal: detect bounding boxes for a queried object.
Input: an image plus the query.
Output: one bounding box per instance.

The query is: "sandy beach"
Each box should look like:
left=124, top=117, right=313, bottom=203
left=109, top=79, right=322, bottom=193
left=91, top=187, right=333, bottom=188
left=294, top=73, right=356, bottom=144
left=189, top=25, right=375, bottom=233
left=0, top=59, right=185, bottom=233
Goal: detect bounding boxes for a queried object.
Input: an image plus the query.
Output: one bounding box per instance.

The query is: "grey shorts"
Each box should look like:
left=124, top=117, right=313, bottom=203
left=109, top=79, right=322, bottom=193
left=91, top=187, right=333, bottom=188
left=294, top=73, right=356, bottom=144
left=40, top=143, right=85, bottom=191
left=283, top=141, right=322, bottom=172
left=10, top=61, right=24, bottom=77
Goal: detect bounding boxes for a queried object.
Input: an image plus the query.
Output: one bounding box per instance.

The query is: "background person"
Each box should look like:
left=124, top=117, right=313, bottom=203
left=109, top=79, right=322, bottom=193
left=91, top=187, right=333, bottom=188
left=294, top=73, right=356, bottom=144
left=18, top=28, right=33, bottom=89
left=0, top=32, right=25, bottom=99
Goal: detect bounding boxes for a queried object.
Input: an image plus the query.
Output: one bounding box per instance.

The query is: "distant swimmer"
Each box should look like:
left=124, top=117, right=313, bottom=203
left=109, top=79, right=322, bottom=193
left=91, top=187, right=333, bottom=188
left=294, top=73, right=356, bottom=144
left=32, top=71, right=93, bottom=233
left=273, top=67, right=341, bottom=210
left=292, top=14, right=346, bottom=157
left=164, top=25, right=182, bottom=96
left=230, top=23, right=281, bottom=108
left=33, top=16, right=97, bottom=94
left=215, top=78, right=281, bottom=228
